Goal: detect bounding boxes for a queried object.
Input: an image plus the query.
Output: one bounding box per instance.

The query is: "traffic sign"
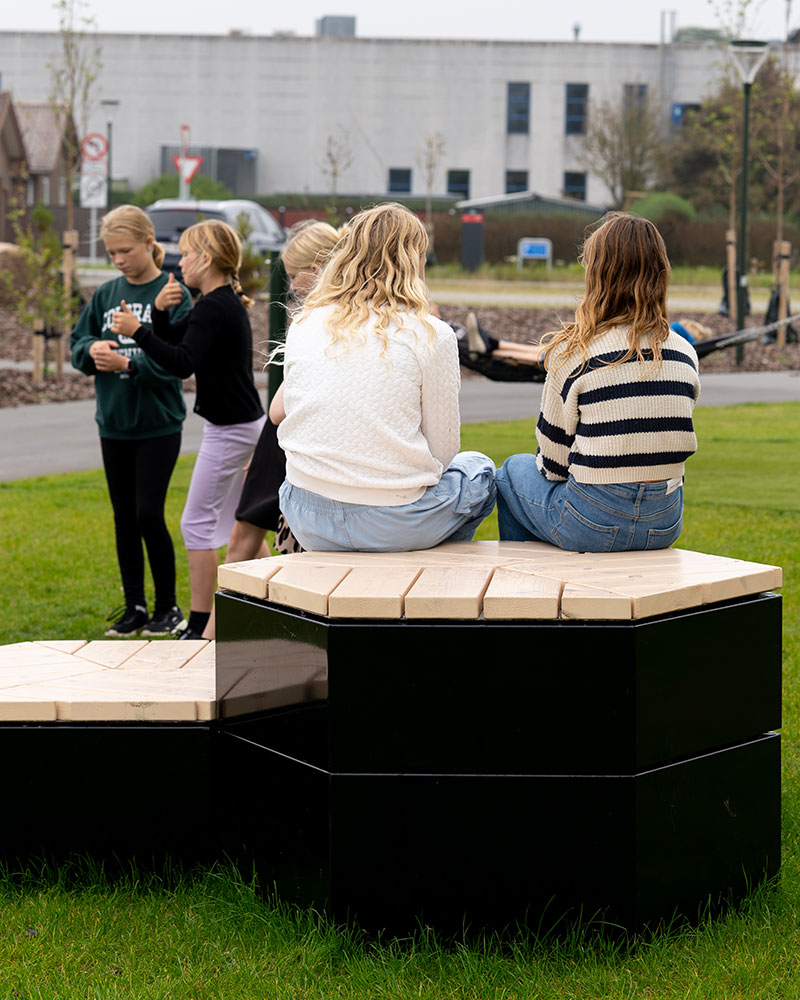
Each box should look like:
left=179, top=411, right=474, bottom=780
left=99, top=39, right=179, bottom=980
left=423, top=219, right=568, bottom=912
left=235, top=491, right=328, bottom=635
left=81, top=132, right=108, bottom=161
left=80, top=174, right=108, bottom=208
left=173, top=155, right=203, bottom=184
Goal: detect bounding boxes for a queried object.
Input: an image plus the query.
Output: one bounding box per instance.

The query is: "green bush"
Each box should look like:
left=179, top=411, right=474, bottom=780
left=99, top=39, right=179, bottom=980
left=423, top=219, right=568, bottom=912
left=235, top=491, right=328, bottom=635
left=630, top=192, right=697, bottom=222
left=131, top=173, right=233, bottom=207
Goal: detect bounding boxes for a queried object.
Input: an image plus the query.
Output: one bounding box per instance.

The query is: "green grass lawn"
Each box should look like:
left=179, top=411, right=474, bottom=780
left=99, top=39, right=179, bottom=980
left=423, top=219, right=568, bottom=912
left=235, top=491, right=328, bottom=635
left=0, top=401, right=799, bottom=997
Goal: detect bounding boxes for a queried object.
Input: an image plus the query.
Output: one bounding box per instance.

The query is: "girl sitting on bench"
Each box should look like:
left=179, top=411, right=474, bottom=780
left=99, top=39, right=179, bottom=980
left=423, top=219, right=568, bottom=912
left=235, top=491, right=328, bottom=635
left=496, top=212, right=701, bottom=552
left=271, top=202, right=496, bottom=552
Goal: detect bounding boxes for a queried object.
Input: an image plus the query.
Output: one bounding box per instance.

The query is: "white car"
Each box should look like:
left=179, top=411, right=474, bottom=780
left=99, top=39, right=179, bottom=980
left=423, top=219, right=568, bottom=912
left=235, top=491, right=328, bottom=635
left=146, top=198, right=286, bottom=277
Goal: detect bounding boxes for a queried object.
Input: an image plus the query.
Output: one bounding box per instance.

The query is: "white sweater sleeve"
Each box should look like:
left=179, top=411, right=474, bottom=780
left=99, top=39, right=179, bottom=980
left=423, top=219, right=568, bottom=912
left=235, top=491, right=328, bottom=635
left=420, top=323, right=461, bottom=472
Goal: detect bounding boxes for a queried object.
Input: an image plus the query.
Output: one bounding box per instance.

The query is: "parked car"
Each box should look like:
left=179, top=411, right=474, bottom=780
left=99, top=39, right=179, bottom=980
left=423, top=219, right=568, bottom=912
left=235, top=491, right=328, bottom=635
left=145, top=199, right=286, bottom=279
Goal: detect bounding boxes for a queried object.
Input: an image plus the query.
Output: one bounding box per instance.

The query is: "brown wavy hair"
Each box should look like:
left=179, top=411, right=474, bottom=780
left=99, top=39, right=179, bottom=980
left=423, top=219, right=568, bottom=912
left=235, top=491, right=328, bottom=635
left=297, top=202, right=433, bottom=353
left=100, top=204, right=165, bottom=269
left=544, top=212, right=671, bottom=372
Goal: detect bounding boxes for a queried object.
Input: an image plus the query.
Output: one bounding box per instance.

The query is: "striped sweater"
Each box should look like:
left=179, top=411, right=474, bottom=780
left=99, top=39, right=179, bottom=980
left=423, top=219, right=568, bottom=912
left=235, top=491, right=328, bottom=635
left=536, top=325, right=700, bottom=484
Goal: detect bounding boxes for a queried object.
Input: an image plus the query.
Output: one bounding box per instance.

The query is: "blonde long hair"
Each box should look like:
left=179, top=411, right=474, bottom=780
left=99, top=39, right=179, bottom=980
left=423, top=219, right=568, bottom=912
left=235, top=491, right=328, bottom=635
left=544, top=212, right=671, bottom=372
left=297, top=202, right=433, bottom=352
left=100, top=205, right=165, bottom=269
left=281, top=218, right=343, bottom=273
left=178, top=219, right=253, bottom=306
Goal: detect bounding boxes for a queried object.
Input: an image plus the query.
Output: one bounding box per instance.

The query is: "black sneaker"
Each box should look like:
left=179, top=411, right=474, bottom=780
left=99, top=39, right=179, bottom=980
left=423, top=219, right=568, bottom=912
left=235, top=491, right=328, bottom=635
left=141, top=606, right=186, bottom=637
left=105, top=604, right=148, bottom=637
left=176, top=626, right=205, bottom=640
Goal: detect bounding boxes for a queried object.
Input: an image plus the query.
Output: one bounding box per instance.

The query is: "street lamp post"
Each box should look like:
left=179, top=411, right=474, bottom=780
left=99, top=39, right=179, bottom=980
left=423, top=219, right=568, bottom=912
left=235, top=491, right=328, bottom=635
left=729, top=39, right=769, bottom=364
left=100, top=99, right=120, bottom=210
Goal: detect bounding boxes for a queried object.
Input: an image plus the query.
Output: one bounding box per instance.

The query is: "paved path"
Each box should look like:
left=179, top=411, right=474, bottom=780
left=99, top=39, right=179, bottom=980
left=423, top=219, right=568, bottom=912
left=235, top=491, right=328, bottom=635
left=1, top=372, right=797, bottom=482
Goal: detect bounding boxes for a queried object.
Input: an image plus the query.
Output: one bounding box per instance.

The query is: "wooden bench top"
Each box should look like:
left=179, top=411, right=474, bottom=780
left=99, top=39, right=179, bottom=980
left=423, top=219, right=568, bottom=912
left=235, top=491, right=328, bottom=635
left=217, top=541, right=782, bottom=621
left=0, top=544, right=781, bottom=724
left=0, top=639, right=215, bottom=723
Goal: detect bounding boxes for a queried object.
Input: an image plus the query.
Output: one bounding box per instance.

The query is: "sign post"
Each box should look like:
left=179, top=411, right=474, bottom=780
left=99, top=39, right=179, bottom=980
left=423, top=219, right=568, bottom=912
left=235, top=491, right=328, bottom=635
left=80, top=132, right=109, bottom=262
left=174, top=124, right=203, bottom=198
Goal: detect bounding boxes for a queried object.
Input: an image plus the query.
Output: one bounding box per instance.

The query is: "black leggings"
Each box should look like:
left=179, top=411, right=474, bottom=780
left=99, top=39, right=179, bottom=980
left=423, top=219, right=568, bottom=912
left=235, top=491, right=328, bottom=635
left=100, top=433, right=181, bottom=612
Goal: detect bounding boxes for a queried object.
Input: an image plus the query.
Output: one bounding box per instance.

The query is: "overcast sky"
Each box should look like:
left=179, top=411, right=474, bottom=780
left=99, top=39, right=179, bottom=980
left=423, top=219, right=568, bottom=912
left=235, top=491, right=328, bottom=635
left=2, top=0, right=796, bottom=43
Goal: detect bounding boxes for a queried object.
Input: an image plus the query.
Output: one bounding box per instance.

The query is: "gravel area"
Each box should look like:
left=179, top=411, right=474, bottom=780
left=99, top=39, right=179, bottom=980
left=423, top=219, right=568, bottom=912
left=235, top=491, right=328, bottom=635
left=1, top=299, right=798, bottom=408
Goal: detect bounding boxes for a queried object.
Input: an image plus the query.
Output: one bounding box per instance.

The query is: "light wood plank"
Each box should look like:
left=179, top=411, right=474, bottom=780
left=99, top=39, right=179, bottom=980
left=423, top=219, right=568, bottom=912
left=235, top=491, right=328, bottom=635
left=74, top=640, right=149, bottom=668
left=404, top=566, right=493, bottom=619
left=0, top=698, right=58, bottom=722
left=115, top=640, right=210, bottom=672
left=268, top=564, right=352, bottom=615
left=328, top=565, right=422, bottom=618
left=34, top=640, right=88, bottom=654
left=217, top=556, right=293, bottom=599
left=57, top=698, right=199, bottom=722
left=560, top=583, right=632, bottom=620
left=483, top=568, right=561, bottom=620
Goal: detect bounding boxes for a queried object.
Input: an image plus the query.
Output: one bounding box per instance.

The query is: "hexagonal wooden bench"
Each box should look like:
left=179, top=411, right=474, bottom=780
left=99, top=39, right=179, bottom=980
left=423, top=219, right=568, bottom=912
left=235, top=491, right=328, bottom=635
left=213, top=541, right=783, bottom=934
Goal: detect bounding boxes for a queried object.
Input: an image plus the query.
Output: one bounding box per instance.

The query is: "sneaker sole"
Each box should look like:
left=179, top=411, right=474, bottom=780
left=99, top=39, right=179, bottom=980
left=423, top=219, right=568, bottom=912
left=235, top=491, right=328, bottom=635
left=141, top=618, right=187, bottom=638
left=105, top=628, right=142, bottom=638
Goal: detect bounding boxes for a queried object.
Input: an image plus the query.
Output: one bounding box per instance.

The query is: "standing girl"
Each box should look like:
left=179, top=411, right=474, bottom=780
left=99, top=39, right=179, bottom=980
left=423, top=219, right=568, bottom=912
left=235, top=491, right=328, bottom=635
left=222, top=219, right=343, bottom=560
left=273, top=202, right=496, bottom=552
left=70, top=204, right=192, bottom=637
left=496, top=212, right=701, bottom=552
left=112, top=219, right=265, bottom=638
left=199, top=219, right=343, bottom=640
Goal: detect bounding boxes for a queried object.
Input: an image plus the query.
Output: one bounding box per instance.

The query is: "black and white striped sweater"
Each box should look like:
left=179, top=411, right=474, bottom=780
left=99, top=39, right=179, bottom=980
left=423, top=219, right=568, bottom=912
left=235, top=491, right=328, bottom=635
left=536, top=326, right=700, bottom=484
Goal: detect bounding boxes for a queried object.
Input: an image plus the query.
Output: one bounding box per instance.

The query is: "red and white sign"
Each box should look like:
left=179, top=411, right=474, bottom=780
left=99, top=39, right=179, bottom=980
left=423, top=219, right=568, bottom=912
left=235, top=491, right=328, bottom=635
left=173, top=155, right=203, bottom=184
left=81, top=132, right=108, bottom=161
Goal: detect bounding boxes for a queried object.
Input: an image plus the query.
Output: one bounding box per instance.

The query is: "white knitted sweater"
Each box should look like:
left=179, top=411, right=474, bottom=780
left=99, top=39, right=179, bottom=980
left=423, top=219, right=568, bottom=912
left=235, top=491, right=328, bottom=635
left=537, top=326, right=701, bottom=484
left=278, top=304, right=461, bottom=506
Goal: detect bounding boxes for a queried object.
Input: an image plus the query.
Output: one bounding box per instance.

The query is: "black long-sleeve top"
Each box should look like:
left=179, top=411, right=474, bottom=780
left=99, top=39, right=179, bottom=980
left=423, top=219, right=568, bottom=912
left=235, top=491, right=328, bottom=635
left=132, top=284, right=264, bottom=426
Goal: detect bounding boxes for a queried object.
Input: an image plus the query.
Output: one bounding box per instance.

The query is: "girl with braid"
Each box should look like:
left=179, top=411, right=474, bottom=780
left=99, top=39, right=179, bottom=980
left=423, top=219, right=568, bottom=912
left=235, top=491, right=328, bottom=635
left=496, top=212, right=701, bottom=552
left=112, top=219, right=265, bottom=638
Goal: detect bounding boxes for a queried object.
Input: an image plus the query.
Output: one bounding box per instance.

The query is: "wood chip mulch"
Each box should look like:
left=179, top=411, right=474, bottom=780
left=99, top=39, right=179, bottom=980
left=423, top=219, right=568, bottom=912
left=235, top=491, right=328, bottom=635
left=1, top=301, right=798, bottom=408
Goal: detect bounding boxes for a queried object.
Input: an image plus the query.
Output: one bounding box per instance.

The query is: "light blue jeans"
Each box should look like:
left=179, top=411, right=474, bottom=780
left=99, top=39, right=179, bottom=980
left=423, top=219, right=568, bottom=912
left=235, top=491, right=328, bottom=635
left=496, top=454, right=683, bottom=552
left=279, top=451, right=497, bottom=552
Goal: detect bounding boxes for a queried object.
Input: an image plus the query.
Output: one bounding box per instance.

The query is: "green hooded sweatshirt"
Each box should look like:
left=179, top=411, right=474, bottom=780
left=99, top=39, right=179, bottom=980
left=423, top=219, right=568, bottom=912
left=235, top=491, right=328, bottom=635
left=70, top=272, right=192, bottom=440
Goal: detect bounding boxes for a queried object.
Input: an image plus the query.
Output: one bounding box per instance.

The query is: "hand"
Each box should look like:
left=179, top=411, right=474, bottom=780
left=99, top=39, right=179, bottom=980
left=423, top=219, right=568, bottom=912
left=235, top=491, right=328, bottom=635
left=90, top=339, right=127, bottom=372
left=110, top=300, right=141, bottom=338
left=155, top=272, right=184, bottom=311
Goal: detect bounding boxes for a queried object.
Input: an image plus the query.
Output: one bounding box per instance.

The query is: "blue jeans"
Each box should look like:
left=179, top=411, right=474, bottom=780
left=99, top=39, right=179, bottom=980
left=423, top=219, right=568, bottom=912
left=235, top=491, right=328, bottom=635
left=496, top=454, right=683, bottom=552
left=279, top=451, right=497, bottom=552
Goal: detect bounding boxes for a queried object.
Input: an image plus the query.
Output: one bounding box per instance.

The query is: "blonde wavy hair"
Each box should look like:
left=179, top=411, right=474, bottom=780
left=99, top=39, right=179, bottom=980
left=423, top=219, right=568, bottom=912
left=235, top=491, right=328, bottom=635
left=178, top=219, right=253, bottom=306
left=544, top=212, right=671, bottom=373
left=100, top=204, right=165, bottom=269
left=281, top=218, right=343, bottom=273
left=297, top=202, right=433, bottom=352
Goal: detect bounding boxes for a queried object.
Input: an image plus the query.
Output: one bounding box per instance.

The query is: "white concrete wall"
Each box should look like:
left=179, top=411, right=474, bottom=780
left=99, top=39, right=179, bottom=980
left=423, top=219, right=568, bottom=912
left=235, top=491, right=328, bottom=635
left=0, top=31, right=775, bottom=204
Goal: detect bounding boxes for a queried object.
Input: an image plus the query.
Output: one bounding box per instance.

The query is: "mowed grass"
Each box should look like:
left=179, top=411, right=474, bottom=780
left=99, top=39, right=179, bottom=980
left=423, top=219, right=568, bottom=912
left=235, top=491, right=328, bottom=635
left=0, top=401, right=798, bottom=997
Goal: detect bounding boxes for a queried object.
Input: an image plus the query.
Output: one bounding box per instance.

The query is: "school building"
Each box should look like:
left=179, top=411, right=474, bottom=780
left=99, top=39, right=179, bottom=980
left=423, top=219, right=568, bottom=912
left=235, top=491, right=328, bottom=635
left=0, top=25, right=794, bottom=209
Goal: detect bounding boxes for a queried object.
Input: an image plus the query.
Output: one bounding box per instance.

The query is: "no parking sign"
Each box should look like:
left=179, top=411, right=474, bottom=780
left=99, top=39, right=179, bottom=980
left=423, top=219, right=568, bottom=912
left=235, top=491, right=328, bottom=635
left=80, top=132, right=108, bottom=208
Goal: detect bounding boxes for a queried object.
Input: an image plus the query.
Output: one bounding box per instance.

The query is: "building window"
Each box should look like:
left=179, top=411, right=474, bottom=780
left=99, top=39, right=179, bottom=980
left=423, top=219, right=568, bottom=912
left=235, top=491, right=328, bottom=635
left=563, top=171, right=587, bottom=201
left=506, top=82, right=530, bottom=135
left=505, top=170, right=528, bottom=194
left=388, top=168, right=412, bottom=193
left=624, top=83, right=647, bottom=110
left=447, top=169, right=470, bottom=199
left=58, top=176, right=67, bottom=206
left=41, top=177, right=51, bottom=205
left=565, top=83, right=589, bottom=135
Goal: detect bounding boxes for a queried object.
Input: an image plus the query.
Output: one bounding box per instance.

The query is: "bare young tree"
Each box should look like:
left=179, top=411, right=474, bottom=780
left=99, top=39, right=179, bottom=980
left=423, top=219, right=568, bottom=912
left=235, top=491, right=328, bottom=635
left=49, top=0, right=102, bottom=231
left=417, top=131, right=446, bottom=231
left=582, top=90, right=666, bottom=208
left=321, top=131, right=354, bottom=197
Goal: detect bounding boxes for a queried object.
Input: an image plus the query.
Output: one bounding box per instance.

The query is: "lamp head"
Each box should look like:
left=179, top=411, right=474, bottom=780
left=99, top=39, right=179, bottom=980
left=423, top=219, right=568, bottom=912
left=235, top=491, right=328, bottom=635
left=729, top=39, right=769, bottom=85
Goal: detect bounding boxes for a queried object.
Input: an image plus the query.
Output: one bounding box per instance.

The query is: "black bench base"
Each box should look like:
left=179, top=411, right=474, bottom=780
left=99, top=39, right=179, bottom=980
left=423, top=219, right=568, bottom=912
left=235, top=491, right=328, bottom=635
left=221, top=712, right=779, bottom=935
